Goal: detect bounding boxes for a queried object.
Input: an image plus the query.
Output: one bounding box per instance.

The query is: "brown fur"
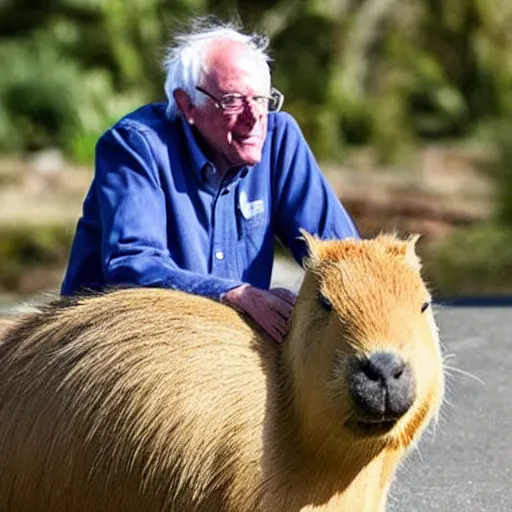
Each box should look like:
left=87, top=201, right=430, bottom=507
left=0, top=316, right=16, bottom=338
left=0, top=234, right=444, bottom=511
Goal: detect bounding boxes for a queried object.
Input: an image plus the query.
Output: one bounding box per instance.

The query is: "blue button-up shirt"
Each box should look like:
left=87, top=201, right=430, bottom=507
left=61, top=103, right=359, bottom=299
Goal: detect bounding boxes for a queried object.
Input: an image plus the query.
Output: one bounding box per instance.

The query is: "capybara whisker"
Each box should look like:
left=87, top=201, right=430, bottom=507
left=443, top=364, right=484, bottom=385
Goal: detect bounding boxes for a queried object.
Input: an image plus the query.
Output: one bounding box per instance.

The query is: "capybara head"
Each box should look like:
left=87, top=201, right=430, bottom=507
left=285, top=233, right=444, bottom=455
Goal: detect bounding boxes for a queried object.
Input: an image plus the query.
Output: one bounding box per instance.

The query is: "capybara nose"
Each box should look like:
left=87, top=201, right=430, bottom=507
left=349, top=351, right=415, bottom=421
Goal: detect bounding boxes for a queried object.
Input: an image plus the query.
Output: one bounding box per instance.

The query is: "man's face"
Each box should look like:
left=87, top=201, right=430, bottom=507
left=191, top=42, right=271, bottom=171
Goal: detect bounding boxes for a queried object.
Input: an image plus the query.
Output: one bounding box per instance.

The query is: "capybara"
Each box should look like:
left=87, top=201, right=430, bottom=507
left=0, top=233, right=444, bottom=511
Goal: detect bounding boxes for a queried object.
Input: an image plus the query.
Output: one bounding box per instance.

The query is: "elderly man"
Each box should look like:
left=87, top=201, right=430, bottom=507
left=61, top=18, right=359, bottom=342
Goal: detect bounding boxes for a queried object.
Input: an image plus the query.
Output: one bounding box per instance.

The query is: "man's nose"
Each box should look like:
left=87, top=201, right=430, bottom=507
left=238, top=99, right=261, bottom=128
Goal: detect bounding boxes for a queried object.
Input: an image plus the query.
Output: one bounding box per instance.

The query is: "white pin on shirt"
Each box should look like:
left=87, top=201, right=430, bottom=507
left=239, top=191, right=264, bottom=220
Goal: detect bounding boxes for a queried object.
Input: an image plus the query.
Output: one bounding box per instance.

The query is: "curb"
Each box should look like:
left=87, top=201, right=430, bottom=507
left=434, top=296, right=512, bottom=307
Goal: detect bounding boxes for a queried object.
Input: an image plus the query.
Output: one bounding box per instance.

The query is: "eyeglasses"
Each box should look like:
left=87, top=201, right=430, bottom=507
left=195, top=86, right=284, bottom=114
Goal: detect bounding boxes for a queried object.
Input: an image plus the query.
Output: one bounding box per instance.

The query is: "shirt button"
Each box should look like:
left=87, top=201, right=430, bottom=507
left=215, top=251, right=224, bottom=260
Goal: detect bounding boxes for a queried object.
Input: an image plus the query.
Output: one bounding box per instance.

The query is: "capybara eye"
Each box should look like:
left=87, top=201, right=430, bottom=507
left=421, top=301, right=430, bottom=313
left=318, top=293, right=333, bottom=312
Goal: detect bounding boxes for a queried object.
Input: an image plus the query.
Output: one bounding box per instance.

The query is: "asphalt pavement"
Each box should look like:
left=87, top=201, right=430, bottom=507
left=389, top=305, right=512, bottom=512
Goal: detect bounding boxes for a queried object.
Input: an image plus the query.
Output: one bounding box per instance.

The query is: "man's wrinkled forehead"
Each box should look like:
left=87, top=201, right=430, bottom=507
left=201, top=39, right=270, bottom=92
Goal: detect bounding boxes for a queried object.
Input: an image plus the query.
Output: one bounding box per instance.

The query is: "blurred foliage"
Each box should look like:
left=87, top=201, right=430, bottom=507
left=0, top=0, right=202, bottom=158
left=424, top=223, right=512, bottom=296
left=0, top=225, right=72, bottom=292
left=0, top=0, right=511, bottom=163
left=485, top=120, right=512, bottom=226
left=424, top=118, right=512, bottom=296
left=2, top=0, right=512, bottom=298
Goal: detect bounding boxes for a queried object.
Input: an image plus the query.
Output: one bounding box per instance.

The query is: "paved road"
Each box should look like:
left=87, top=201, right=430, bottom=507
left=389, top=305, right=512, bottom=512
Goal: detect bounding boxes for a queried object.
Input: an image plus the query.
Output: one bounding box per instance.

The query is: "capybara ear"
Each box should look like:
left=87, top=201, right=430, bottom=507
left=299, top=229, right=322, bottom=267
left=404, top=234, right=422, bottom=271
left=299, top=229, right=360, bottom=268
left=376, top=233, right=422, bottom=271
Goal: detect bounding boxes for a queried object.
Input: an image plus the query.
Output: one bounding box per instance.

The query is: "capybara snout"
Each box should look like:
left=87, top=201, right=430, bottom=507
left=349, top=351, right=415, bottom=422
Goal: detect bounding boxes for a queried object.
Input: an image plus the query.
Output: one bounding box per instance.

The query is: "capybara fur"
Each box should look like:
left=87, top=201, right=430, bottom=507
left=0, top=233, right=444, bottom=512
left=0, top=316, right=17, bottom=340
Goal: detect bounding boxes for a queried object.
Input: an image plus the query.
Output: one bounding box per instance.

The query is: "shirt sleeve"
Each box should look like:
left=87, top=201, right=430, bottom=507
left=271, top=114, right=360, bottom=265
left=95, top=125, right=244, bottom=300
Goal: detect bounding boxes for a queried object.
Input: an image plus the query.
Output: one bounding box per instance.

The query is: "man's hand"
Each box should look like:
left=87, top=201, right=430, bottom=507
left=222, top=284, right=296, bottom=343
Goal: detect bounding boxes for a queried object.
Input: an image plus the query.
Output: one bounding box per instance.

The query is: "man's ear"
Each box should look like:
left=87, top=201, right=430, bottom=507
left=173, top=88, right=195, bottom=124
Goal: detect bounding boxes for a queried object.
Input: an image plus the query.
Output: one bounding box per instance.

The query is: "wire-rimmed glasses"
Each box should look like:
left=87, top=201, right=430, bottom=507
left=195, top=86, right=284, bottom=114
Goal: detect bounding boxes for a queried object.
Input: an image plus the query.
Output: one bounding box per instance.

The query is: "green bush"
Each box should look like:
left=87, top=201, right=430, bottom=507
left=0, top=41, right=80, bottom=151
left=0, top=36, right=146, bottom=162
left=485, top=120, right=512, bottom=225
left=0, top=225, right=72, bottom=292
left=423, top=223, right=512, bottom=297
left=1, top=1, right=512, bottom=163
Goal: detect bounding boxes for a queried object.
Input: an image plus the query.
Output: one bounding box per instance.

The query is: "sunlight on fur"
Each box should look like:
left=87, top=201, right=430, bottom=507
left=0, top=232, right=444, bottom=511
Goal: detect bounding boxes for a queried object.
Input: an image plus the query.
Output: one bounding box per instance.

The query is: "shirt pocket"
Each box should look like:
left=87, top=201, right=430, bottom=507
left=237, top=206, right=266, bottom=239
left=236, top=191, right=266, bottom=239
left=235, top=195, right=272, bottom=284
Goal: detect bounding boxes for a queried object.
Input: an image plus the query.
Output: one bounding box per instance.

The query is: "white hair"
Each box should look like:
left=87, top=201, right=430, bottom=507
left=162, top=17, right=272, bottom=120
